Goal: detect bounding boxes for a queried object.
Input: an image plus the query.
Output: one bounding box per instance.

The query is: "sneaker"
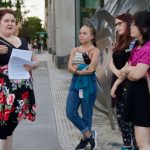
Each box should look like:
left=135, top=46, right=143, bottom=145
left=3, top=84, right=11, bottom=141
left=132, top=147, right=139, bottom=150
left=121, top=146, right=133, bottom=150
left=91, top=130, right=97, bottom=138
left=87, top=136, right=96, bottom=150
left=75, top=138, right=88, bottom=150
left=91, top=130, right=97, bottom=148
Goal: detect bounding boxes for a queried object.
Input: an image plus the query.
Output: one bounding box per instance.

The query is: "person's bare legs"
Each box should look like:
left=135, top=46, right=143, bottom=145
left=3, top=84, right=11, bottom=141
left=0, top=139, right=7, bottom=150
left=135, top=126, right=150, bottom=150
left=6, top=135, right=13, bottom=150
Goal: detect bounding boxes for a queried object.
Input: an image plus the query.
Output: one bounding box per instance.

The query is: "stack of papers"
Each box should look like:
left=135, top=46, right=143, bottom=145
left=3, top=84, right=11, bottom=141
left=8, top=48, right=33, bottom=79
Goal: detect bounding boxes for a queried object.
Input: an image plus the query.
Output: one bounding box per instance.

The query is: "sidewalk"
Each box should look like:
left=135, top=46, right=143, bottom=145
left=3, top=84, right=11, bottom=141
left=39, top=53, right=123, bottom=150
left=13, top=54, right=63, bottom=150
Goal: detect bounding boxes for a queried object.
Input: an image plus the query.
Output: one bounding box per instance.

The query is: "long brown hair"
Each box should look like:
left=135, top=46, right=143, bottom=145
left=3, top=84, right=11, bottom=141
left=113, top=13, right=133, bottom=52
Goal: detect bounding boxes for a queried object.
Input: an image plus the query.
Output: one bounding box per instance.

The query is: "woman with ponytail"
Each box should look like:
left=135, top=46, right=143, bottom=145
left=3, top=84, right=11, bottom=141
left=66, top=23, right=99, bottom=150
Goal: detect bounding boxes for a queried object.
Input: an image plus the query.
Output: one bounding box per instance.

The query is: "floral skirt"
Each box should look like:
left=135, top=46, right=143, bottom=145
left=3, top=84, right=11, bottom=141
left=0, top=65, right=36, bottom=126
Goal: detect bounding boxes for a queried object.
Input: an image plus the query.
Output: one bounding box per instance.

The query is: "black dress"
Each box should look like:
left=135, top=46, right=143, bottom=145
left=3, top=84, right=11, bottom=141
left=111, top=48, right=138, bottom=148
left=0, top=37, right=36, bottom=126
left=125, top=78, right=150, bottom=127
left=111, top=48, right=130, bottom=106
left=124, top=43, right=150, bottom=127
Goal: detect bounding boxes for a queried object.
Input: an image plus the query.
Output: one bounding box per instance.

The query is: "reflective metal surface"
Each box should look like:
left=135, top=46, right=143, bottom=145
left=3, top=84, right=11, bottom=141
left=89, top=0, right=150, bottom=129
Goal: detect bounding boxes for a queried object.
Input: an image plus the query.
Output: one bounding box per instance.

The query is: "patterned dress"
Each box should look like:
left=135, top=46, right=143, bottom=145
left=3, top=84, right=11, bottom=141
left=0, top=37, right=36, bottom=126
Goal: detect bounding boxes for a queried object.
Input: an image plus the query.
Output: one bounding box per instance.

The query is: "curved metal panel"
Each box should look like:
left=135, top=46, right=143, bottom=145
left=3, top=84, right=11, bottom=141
left=89, top=0, right=150, bottom=129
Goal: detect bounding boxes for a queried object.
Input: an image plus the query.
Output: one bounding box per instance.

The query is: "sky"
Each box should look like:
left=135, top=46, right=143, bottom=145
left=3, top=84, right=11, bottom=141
left=23, top=0, right=45, bottom=26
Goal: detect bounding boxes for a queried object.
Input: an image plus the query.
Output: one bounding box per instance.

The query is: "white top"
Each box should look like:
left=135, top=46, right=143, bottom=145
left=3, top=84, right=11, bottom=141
left=73, top=52, right=85, bottom=64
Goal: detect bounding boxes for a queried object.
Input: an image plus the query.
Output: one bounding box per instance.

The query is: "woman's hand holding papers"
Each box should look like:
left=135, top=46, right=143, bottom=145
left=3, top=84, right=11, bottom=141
left=24, top=62, right=39, bottom=71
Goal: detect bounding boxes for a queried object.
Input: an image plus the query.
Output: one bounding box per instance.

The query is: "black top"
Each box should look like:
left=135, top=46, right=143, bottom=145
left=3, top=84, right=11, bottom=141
left=112, top=48, right=130, bottom=70
left=111, top=47, right=130, bottom=104
left=0, top=37, right=29, bottom=66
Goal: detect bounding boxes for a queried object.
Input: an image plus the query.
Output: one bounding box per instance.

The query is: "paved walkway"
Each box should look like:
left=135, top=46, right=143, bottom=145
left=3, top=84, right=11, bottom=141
left=13, top=56, right=63, bottom=150
left=40, top=53, right=123, bottom=150
left=13, top=53, right=123, bottom=150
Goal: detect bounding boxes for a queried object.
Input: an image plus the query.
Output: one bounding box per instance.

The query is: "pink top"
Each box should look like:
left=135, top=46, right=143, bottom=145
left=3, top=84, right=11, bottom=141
left=129, top=42, right=150, bottom=75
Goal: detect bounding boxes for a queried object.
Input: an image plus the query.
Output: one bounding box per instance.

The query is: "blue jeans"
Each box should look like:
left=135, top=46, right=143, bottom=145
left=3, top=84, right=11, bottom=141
left=66, top=74, right=97, bottom=133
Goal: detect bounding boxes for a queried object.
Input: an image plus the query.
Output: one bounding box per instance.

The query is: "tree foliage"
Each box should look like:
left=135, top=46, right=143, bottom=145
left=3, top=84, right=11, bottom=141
left=14, top=0, right=22, bottom=22
left=19, top=17, right=45, bottom=42
left=0, top=0, right=45, bottom=42
left=0, top=0, right=13, bottom=8
left=0, top=0, right=26, bottom=22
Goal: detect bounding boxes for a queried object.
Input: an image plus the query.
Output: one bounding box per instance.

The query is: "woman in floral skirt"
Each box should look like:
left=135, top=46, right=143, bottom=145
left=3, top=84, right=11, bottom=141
left=0, top=8, right=39, bottom=150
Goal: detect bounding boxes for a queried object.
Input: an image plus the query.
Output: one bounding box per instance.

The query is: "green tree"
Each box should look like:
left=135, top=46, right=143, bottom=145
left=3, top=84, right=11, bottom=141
left=0, top=0, right=13, bottom=8
left=7, top=0, right=13, bottom=8
left=15, top=0, right=22, bottom=22
left=19, top=17, right=45, bottom=42
left=0, top=0, right=27, bottom=23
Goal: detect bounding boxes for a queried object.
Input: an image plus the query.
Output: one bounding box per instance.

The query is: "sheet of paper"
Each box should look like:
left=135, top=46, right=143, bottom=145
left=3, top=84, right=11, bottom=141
left=8, top=48, right=33, bottom=79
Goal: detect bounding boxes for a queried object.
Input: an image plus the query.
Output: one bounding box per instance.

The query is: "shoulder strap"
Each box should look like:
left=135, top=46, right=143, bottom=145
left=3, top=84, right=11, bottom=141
left=73, top=47, right=80, bottom=53
left=88, top=47, right=95, bottom=52
left=87, top=47, right=95, bottom=56
left=20, top=38, right=29, bottom=50
left=0, top=39, right=13, bottom=48
left=125, top=39, right=137, bottom=53
left=129, top=39, right=137, bottom=51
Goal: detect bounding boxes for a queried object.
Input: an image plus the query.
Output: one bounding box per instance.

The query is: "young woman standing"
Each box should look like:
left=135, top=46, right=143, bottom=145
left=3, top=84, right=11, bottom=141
left=0, top=9, right=39, bottom=150
left=66, top=23, right=99, bottom=150
left=111, top=11, right=150, bottom=150
left=109, top=13, right=138, bottom=150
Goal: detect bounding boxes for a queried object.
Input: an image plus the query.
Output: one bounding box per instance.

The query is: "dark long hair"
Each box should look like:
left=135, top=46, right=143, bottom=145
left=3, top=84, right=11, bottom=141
left=133, top=11, right=150, bottom=46
left=113, top=13, right=133, bottom=52
left=0, top=9, right=15, bottom=21
left=84, top=23, right=97, bottom=47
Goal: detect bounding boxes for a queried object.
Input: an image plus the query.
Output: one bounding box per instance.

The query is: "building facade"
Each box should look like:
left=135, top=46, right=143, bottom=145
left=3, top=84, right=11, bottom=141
left=45, top=0, right=75, bottom=68
left=45, top=0, right=104, bottom=68
left=45, top=0, right=150, bottom=129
